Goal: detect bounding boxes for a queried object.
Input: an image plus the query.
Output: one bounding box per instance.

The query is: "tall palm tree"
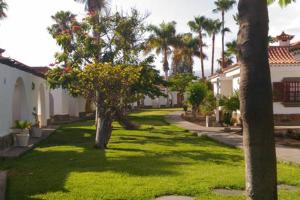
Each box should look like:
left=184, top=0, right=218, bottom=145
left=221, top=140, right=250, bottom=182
left=213, top=0, right=236, bottom=69
left=145, top=21, right=177, bottom=79
left=204, top=19, right=222, bottom=75
left=238, top=0, right=294, bottom=199
left=225, top=40, right=238, bottom=61
left=188, top=16, right=207, bottom=79
left=0, top=0, right=8, bottom=19
left=74, top=0, right=108, bottom=13
left=75, top=0, right=109, bottom=138
left=48, top=11, right=76, bottom=36
left=172, top=33, right=201, bottom=74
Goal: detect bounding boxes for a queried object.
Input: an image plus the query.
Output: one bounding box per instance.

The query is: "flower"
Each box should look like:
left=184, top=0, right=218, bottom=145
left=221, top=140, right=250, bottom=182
left=72, top=25, right=81, bottom=31
left=63, top=66, right=72, bottom=73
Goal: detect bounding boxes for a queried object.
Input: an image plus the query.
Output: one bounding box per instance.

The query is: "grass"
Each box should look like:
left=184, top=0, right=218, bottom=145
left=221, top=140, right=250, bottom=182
left=1, top=109, right=300, bottom=200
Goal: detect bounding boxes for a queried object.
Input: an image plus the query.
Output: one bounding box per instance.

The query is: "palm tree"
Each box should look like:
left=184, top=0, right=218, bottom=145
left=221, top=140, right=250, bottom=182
left=172, top=33, right=201, bottom=74
left=225, top=40, right=238, bottom=61
left=213, top=0, right=236, bottom=69
left=48, top=11, right=76, bottom=36
left=0, top=0, right=7, bottom=19
left=145, top=21, right=177, bottom=79
left=238, top=0, right=294, bottom=199
left=204, top=19, right=222, bottom=75
left=188, top=16, right=207, bottom=79
left=74, top=0, right=108, bottom=13
left=75, top=0, right=109, bottom=139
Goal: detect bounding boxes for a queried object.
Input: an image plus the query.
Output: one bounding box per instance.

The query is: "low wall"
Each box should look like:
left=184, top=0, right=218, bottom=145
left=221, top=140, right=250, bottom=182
left=0, top=134, right=14, bottom=150
left=274, top=114, right=300, bottom=126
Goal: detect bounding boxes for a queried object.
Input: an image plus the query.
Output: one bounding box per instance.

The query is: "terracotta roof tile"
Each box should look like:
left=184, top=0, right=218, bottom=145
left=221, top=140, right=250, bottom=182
left=0, top=57, right=46, bottom=78
left=268, top=46, right=300, bottom=65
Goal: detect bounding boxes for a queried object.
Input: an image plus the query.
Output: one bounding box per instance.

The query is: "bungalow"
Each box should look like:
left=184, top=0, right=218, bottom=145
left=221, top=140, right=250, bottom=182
left=209, top=32, right=300, bottom=125
left=0, top=50, right=86, bottom=149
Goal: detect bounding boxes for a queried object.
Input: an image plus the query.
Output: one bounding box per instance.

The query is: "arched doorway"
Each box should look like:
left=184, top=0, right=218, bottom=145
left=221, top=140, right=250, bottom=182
left=37, top=84, right=47, bottom=127
left=12, top=77, right=28, bottom=123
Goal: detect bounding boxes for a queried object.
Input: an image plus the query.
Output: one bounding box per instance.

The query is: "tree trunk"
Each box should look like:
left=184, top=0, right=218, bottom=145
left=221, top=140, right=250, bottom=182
left=211, top=33, right=216, bottom=75
left=221, top=11, right=225, bottom=69
left=95, top=111, right=112, bottom=149
left=237, top=0, right=277, bottom=200
left=192, top=105, right=198, bottom=119
left=199, top=30, right=205, bottom=79
left=116, top=109, right=138, bottom=130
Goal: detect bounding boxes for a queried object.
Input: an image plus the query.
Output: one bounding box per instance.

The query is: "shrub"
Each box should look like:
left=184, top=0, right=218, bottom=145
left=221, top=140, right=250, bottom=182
left=187, top=81, right=209, bottom=117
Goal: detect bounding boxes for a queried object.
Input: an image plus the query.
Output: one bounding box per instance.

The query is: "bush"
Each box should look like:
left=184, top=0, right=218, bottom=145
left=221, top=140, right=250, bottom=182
left=223, top=112, right=232, bottom=127
left=187, top=81, right=209, bottom=117
left=201, top=91, right=217, bottom=116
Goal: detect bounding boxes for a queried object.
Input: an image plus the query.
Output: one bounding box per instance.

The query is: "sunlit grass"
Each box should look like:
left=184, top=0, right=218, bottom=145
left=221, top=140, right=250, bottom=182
left=1, top=109, right=300, bottom=199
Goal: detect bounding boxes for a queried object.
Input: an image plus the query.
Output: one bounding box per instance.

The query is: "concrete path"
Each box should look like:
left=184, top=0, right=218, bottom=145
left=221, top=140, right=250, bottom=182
left=0, top=126, right=58, bottom=159
left=166, top=112, right=300, bottom=165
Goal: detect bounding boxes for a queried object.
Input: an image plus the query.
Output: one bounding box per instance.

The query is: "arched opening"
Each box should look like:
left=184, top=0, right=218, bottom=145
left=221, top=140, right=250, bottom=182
left=37, top=84, right=47, bottom=127
left=12, top=77, right=29, bottom=124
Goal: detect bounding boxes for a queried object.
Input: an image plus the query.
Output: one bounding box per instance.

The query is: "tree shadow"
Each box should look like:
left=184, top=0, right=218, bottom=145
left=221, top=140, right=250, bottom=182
left=2, top=111, right=244, bottom=200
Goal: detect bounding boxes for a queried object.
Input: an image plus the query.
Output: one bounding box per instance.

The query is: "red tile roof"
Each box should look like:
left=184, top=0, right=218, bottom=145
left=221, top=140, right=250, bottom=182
left=268, top=46, right=300, bottom=65
left=32, top=67, right=50, bottom=75
left=274, top=32, right=294, bottom=42
left=0, top=57, right=46, bottom=78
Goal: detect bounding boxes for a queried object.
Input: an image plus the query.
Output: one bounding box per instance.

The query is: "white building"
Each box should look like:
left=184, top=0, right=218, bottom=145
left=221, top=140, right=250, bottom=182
left=0, top=51, right=86, bottom=149
left=209, top=32, right=300, bottom=125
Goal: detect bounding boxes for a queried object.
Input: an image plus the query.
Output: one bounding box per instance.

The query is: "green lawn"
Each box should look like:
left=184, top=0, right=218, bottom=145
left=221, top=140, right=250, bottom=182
left=1, top=109, right=300, bottom=200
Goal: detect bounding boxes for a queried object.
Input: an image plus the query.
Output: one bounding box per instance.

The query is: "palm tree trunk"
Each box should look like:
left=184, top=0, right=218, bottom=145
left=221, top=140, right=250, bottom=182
left=211, top=33, right=216, bottom=75
left=199, top=30, right=205, bottom=79
left=221, top=10, right=225, bottom=69
left=237, top=0, right=277, bottom=199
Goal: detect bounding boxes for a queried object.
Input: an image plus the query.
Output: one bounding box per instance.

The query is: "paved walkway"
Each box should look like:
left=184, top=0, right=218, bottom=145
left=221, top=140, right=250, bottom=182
left=166, top=111, right=300, bottom=165
left=0, top=126, right=58, bottom=159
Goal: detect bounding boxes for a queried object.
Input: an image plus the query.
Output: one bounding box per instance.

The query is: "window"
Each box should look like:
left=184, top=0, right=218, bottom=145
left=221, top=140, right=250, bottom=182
left=273, top=78, right=300, bottom=106
left=284, top=81, right=300, bottom=102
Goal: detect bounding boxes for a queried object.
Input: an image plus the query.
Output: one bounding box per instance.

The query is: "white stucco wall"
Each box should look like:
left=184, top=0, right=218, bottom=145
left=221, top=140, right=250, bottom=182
left=209, top=65, right=300, bottom=115
left=143, top=91, right=178, bottom=108
left=0, top=63, right=50, bottom=137
left=271, top=65, right=300, bottom=114
left=50, top=88, right=86, bottom=117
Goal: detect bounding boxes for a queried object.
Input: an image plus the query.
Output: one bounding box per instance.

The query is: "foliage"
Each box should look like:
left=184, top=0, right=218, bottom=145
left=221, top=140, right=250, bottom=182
left=168, top=73, right=196, bottom=95
left=187, top=81, right=209, bottom=110
left=47, top=9, right=165, bottom=148
left=171, top=33, right=201, bottom=74
left=268, top=0, right=296, bottom=7
left=75, top=0, right=108, bottom=12
left=213, top=0, right=236, bottom=13
left=0, top=0, right=7, bottom=19
left=223, top=112, right=232, bottom=127
left=145, top=21, right=177, bottom=75
left=14, top=120, right=32, bottom=130
left=219, top=92, right=240, bottom=112
left=188, top=16, right=207, bottom=78
left=200, top=91, right=217, bottom=116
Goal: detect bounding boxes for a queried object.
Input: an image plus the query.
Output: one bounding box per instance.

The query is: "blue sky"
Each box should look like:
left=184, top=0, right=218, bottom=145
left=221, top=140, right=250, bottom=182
left=0, top=0, right=300, bottom=75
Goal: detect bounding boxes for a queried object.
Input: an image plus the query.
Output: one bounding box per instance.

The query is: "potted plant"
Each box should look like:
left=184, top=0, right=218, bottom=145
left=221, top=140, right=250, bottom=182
left=12, top=120, right=32, bottom=147
left=31, top=108, right=42, bottom=138
left=223, top=112, right=232, bottom=132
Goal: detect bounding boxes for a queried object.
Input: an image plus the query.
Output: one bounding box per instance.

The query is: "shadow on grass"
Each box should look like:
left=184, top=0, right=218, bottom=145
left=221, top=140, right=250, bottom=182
left=2, top=111, right=243, bottom=200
